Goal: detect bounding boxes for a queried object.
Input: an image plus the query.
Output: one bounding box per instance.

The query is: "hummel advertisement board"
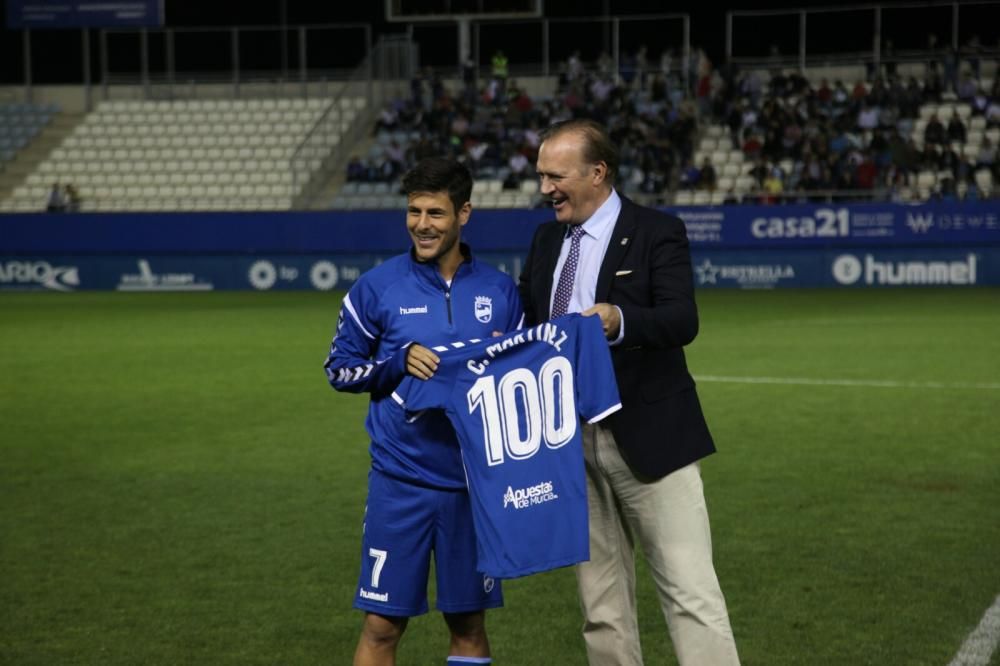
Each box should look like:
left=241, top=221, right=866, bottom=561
left=6, top=0, right=163, bottom=28
left=1, top=249, right=997, bottom=291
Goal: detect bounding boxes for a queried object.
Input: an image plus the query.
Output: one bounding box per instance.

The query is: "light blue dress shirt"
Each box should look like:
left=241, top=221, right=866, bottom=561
left=549, top=189, right=625, bottom=345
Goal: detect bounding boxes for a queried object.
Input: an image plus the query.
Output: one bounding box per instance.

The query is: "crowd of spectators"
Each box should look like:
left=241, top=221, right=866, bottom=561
left=347, top=41, right=1000, bottom=205
left=690, top=48, right=1000, bottom=203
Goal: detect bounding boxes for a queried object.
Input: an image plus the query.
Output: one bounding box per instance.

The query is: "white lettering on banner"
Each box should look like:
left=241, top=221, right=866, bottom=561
left=906, top=213, right=934, bottom=234
left=695, top=259, right=795, bottom=287
left=678, top=211, right=725, bottom=243
left=249, top=261, right=302, bottom=290
left=751, top=208, right=850, bottom=239
left=832, top=254, right=978, bottom=286
left=0, top=260, right=80, bottom=291
left=117, top=259, right=213, bottom=291
left=503, top=480, right=559, bottom=510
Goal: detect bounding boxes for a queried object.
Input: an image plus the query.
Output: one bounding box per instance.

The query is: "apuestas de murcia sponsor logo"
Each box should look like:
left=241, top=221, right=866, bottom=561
left=117, top=259, right=213, bottom=291
left=359, top=588, right=389, bottom=602
left=474, top=295, right=493, bottom=323
left=0, top=260, right=80, bottom=291
left=503, top=481, right=557, bottom=510
left=694, top=259, right=794, bottom=287
left=832, top=254, right=978, bottom=286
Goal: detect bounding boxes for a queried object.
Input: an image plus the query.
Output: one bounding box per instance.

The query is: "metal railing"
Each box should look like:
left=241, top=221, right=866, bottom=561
left=291, top=35, right=415, bottom=209
left=726, top=1, right=1000, bottom=74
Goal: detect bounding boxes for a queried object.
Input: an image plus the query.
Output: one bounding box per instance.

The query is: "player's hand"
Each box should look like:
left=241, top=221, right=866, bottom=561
left=582, top=303, right=621, bottom=340
left=406, top=344, right=440, bottom=380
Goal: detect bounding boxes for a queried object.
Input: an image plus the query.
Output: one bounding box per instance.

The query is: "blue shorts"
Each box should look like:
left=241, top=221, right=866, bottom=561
left=354, top=469, right=503, bottom=617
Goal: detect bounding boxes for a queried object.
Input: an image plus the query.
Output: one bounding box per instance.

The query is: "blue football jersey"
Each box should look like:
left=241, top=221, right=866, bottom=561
left=323, top=249, right=524, bottom=489
left=391, top=314, right=622, bottom=579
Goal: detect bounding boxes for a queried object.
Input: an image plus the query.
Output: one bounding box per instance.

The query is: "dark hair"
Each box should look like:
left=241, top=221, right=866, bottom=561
left=401, top=157, right=473, bottom=214
left=539, top=118, right=619, bottom=185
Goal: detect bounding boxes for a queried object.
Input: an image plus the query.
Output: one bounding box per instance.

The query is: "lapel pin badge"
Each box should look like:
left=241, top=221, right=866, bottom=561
left=621, top=237, right=629, bottom=245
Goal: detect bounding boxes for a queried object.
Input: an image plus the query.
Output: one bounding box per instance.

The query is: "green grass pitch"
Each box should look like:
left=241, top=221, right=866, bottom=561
left=1, top=288, right=998, bottom=665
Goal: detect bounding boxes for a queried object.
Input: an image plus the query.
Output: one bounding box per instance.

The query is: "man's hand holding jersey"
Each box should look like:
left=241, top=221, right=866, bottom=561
left=405, top=344, right=440, bottom=380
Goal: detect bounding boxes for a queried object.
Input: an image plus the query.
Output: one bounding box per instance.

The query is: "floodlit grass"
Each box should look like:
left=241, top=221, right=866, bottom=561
left=1, top=289, right=998, bottom=665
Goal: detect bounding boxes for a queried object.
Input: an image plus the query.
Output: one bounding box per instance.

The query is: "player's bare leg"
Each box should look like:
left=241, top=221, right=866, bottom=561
left=443, top=610, right=491, bottom=663
left=354, top=612, right=407, bottom=666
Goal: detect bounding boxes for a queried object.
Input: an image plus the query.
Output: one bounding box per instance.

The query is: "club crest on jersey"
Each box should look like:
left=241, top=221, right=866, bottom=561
left=474, top=295, right=493, bottom=323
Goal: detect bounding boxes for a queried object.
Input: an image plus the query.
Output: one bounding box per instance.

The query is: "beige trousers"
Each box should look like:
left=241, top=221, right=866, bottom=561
left=576, top=422, right=740, bottom=666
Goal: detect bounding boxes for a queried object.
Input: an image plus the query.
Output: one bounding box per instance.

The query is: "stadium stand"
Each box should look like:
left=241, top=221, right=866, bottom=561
left=326, top=48, right=998, bottom=209
left=0, top=102, right=58, bottom=169
left=1, top=12, right=997, bottom=212
left=0, top=96, right=366, bottom=212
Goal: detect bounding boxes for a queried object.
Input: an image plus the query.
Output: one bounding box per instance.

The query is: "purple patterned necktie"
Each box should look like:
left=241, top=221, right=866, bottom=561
left=551, top=224, right=585, bottom=318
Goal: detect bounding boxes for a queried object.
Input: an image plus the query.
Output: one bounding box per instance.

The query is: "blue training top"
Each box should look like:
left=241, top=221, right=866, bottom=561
left=324, top=246, right=524, bottom=490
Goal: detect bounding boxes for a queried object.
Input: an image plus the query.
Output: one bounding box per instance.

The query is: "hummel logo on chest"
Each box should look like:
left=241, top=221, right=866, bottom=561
left=399, top=305, right=429, bottom=315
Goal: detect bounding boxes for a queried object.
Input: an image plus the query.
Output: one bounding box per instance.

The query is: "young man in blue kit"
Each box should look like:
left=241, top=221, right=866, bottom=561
left=323, top=157, right=523, bottom=666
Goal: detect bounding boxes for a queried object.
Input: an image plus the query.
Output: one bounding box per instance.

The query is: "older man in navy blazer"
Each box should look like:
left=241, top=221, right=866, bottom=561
left=518, top=119, right=740, bottom=666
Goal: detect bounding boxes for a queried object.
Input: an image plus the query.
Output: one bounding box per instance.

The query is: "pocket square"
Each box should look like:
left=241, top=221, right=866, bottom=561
left=615, top=270, right=633, bottom=276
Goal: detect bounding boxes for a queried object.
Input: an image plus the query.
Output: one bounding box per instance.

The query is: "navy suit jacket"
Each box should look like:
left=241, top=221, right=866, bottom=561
left=518, top=195, right=716, bottom=479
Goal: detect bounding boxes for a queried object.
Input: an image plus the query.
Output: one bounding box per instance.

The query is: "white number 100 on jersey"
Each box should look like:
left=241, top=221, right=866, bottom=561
left=466, top=356, right=576, bottom=466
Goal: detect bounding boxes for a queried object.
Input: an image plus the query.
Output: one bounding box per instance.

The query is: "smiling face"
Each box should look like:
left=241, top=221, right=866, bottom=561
left=406, top=190, right=470, bottom=279
left=536, top=130, right=611, bottom=226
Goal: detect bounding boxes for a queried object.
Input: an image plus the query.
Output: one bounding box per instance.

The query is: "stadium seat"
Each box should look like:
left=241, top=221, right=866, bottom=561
left=722, top=163, right=741, bottom=178
left=734, top=175, right=755, bottom=192
left=916, top=171, right=937, bottom=189
left=974, top=169, right=993, bottom=195
left=519, top=180, right=539, bottom=195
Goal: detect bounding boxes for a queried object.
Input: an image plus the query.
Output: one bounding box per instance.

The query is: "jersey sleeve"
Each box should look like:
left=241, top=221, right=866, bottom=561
left=573, top=314, right=623, bottom=424
left=323, top=282, right=409, bottom=398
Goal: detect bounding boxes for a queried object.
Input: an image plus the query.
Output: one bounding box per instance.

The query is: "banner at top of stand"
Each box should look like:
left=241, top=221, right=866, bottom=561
left=666, top=200, right=1000, bottom=247
left=6, top=0, right=163, bottom=28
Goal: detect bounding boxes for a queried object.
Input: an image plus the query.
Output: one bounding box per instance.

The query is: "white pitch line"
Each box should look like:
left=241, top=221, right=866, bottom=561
left=694, top=375, right=1000, bottom=391
left=948, top=594, right=1000, bottom=666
